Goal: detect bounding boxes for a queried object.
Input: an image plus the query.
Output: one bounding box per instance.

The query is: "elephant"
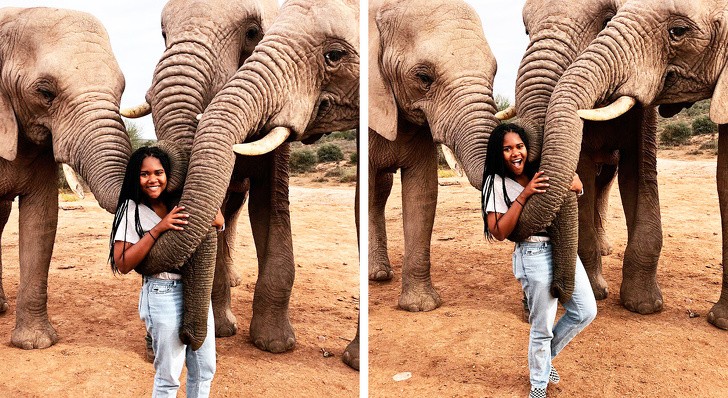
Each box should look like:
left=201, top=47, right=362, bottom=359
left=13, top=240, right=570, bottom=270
left=524, top=0, right=728, bottom=327
left=368, top=0, right=501, bottom=311
left=122, top=0, right=280, bottom=352
left=0, top=8, right=132, bottom=349
left=126, top=0, right=360, bottom=366
left=508, top=0, right=664, bottom=314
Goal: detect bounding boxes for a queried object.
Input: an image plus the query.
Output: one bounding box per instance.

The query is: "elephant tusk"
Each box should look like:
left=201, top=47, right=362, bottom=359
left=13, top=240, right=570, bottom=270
left=120, top=102, right=152, bottom=118
left=196, top=113, right=203, bottom=121
left=232, top=127, right=291, bottom=156
left=62, top=164, right=85, bottom=199
left=495, top=105, right=516, bottom=120
left=577, top=96, right=636, bottom=121
left=440, top=145, right=463, bottom=177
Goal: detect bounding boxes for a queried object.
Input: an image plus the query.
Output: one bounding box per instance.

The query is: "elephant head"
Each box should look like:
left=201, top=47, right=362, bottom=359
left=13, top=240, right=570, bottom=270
left=123, top=0, right=279, bottom=190
left=142, top=0, right=359, bottom=275
left=369, top=0, right=499, bottom=190
left=0, top=7, right=131, bottom=211
left=515, top=0, right=624, bottom=161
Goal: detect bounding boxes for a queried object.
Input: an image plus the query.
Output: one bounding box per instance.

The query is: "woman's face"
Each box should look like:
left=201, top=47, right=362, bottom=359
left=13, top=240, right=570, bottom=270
left=139, top=156, right=167, bottom=200
left=502, top=132, right=527, bottom=177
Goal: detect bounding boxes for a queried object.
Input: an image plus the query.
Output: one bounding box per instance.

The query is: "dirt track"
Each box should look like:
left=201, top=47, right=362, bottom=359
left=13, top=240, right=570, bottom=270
left=0, top=177, right=359, bottom=397
left=369, top=156, right=728, bottom=397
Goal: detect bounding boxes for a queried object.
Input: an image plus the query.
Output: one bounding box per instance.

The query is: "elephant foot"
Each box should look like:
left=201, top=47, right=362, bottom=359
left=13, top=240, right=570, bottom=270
left=227, top=268, right=242, bottom=288
left=249, top=311, right=296, bottom=353
left=599, top=240, right=613, bottom=256
left=11, top=319, right=58, bottom=349
left=620, top=277, right=663, bottom=314
left=369, top=262, right=393, bottom=281
left=342, top=337, right=359, bottom=370
left=707, top=300, right=728, bottom=330
left=214, top=307, right=238, bottom=337
left=398, top=284, right=441, bottom=312
left=588, top=273, right=609, bottom=300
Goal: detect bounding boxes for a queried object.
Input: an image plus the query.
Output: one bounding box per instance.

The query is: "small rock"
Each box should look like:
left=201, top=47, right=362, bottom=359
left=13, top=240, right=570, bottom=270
left=393, top=372, right=412, bottom=382
left=687, top=309, right=700, bottom=318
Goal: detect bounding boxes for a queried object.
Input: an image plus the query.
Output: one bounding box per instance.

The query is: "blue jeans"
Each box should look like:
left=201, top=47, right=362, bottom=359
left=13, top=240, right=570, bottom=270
left=513, top=241, right=597, bottom=389
left=139, top=277, right=216, bottom=398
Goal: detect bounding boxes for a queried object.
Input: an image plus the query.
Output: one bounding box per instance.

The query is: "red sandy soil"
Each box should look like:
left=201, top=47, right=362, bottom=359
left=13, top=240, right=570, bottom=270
left=369, top=155, right=728, bottom=397
left=0, top=176, right=359, bottom=397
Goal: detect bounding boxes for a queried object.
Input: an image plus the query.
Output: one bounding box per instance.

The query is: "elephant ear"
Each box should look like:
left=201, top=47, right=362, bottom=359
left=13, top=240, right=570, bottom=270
left=0, top=90, right=18, bottom=161
left=710, top=64, right=728, bottom=124
left=368, top=7, right=397, bottom=141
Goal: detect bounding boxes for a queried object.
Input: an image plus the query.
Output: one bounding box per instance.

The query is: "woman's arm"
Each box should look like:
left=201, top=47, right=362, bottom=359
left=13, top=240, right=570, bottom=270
left=487, top=171, right=548, bottom=241
left=113, top=206, right=188, bottom=274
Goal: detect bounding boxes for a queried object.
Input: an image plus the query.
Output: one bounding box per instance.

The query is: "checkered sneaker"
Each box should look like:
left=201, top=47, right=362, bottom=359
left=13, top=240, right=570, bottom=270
left=549, top=366, right=560, bottom=384
left=529, top=387, right=547, bottom=398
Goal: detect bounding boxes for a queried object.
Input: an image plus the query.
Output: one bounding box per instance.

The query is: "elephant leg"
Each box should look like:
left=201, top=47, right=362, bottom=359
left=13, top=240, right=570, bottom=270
left=180, top=230, right=217, bottom=351
left=369, top=170, right=394, bottom=281
left=595, top=163, right=617, bottom=256
left=248, top=146, right=295, bottom=353
left=398, top=142, right=441, bottom=312
left=576, top=156, right=609, bottom=299
left=0, top=200, right=11, bottom=313
left=13, top=175, right=59, bottom=349
left=708, top=126, right=728, bottom=329
left=342, top=318, right=359, bottom=370
left=618, top=115, right=663, bottom=315
left=211, top=190, right=248, bottom=338
left=223, top=180, right=250, bottom=288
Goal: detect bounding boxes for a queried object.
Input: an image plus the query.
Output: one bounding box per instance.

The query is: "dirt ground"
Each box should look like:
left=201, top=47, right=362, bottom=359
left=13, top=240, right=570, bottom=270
left=0, top=176, right=359, bottom=397
left=369, top=153, right=728, bottom=397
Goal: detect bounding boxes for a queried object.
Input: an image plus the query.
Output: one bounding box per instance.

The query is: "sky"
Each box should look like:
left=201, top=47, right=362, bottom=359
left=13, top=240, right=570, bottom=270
left=8, top=0, right=528, bottom=139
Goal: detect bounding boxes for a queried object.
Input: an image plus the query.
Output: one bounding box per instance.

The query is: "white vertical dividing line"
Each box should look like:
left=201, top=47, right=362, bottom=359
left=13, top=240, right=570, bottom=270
left=358, top=0, right=369, bottom=396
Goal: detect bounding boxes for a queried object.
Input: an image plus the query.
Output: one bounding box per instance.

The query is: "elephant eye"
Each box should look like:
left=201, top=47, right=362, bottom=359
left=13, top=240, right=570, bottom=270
left=246, top=26, right=260, bottom=40
left=37, top=88, right=56, bottom=104
left=325, top=49, right=346, bottom=65
left=416, top=72, right=434, bottom=88
left=602, top=17, right=612, bottom=29
left=669, top=26, right=689, bottom=40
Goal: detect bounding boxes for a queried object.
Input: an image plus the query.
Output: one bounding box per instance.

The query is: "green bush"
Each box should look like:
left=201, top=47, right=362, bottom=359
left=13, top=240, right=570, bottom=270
left=317, top=143, right=344, bottom=162
left=685, top=100, right=711, bottom=116
left=660, top=122, right=692, bottom=146
left=349, top=152, right=358, bottom=165
left=691, top=115, right=717, bottom=135
left=289, top=149, right=317, bottom=173
left=326, top=130, right=357, bottom=141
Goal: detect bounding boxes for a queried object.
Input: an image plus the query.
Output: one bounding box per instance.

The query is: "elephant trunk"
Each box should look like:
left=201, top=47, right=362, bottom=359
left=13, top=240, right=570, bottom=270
left=54, top=93, right=131, bottom=213
left=144, top=42, right=290, bottom=270
left=515, top=29, right=582, bottom=161
left=431, top=76, right=499, bottom=190
left=512, top=30, right=630, bottom=238
left=149, top=43, right=223, bottom=189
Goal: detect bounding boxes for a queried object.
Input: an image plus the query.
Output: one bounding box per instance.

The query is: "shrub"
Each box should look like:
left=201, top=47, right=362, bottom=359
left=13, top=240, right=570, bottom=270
left=659, top=122, right=692, bottom=146
left=685, top=99, right=711, bottom=116
left=691, top=115, right=717, bottom=135
left=326, top=130, right=357, bottom=141
left=349, top=152, right=358, bottom=165
left=289, top=149, right=317, bottom=173
left=317, top=143, right=344, bottom=162
left=699, top=138, right=718, bottom=152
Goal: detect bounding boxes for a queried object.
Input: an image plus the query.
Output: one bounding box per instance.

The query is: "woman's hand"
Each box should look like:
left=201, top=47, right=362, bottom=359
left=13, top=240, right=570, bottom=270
left=570, top=174, right=583, bottom=195
left=154, top=205, right=189, bottom=234
left=522, top=171, right=549, bottom=199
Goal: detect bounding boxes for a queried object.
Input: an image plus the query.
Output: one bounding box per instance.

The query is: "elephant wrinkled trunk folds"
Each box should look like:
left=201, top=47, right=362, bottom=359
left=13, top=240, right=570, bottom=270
left=431, top=79, right=498, bottom=191
left=53, top=94, right=131, bottom=213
